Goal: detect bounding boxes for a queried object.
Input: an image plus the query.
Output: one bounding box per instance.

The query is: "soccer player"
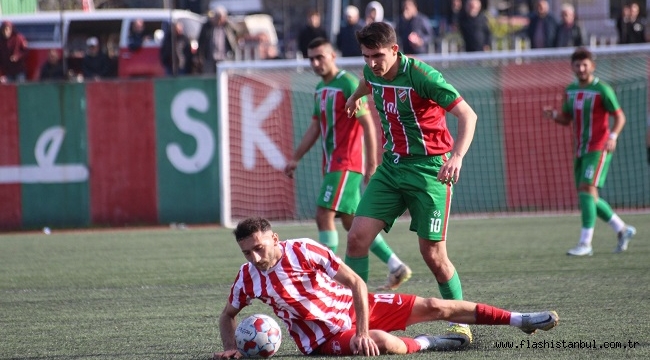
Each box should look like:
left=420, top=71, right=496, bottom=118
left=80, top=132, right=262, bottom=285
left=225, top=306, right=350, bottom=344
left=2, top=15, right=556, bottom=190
left=343, top=22, right=478, bottom=345
left=212, top=217, right=559, bottom=359
left=284, top=37, right=412, bottom=290
left=543, top=47, right=636, bottom=256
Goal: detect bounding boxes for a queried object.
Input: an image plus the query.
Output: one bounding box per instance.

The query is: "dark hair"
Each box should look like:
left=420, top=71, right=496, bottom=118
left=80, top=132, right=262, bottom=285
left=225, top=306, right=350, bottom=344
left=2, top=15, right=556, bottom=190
left=571, top=47, right=594, bottom=63
left=307, top=37, right=331, bottom=50
left=233, top=217, right=272, bottom=242
left=355, top=22, right=397, bottom=50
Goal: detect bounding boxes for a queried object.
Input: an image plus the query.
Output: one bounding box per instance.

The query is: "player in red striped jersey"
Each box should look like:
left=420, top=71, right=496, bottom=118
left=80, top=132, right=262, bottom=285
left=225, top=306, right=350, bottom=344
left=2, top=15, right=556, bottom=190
left=284, top=37, right=412, bottom=290
left=543, top=47, right=636, bottom=256
left=342, top=21, right=478, bottom=345
left=212, top=217, right=559, bottom=359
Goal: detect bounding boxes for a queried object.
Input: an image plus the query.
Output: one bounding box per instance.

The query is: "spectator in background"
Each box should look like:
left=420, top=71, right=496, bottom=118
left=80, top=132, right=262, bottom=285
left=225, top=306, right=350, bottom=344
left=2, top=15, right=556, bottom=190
left=619, top=2, right=646, bottom=43
left=128, top=18, right=150, bottom=51
left=365, top=1, right=389, bottom=26
left=616, top=4, right=632, bottom=43
left=257, top=32, right=282, bottom=60
left=82, top=37, right=111, bottom=80
left=0, top=21, right=28, bottom=83
left=459, top=0, right=492, bottom=52
left=444, top=0, right=463, bottom=35
left=298, top=9, right=327, bottom=59
left=554, top=3, right=585, bottom=47
left=337, top=5, right=364, bottom=57
left=39, top=49, right=66, bottom=81
left=527, top=0, right=557, bottom=48
left=198, top=5, right=240, bottom=73
left=160, top=22, right=193, bottom=75
left=397, top=0, right=432, bottom=54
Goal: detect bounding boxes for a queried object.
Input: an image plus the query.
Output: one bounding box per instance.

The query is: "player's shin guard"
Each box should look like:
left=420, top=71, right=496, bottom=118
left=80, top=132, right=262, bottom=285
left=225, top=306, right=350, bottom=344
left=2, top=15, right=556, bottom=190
left=578, top=192, right=596, bottom=228
left=369, top=234, right=393, bottom=263
left=438, top=270, right=463, bottom=300
left=345, top=255, right=369, bottom=281
left=318, top=230, right=339, bottom=253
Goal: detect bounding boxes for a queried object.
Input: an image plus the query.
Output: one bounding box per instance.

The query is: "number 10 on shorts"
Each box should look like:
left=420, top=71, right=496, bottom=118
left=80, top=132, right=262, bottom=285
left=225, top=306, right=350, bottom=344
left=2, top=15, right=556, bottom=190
left=430, top=218, right=442, bottom=233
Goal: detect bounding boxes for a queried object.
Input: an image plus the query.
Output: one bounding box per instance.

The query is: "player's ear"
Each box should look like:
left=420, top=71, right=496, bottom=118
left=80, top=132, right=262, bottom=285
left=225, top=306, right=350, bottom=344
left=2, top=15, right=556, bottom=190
left=271, top=232, right=280, bottom=244
left=391, top=43, right=399, bottom=55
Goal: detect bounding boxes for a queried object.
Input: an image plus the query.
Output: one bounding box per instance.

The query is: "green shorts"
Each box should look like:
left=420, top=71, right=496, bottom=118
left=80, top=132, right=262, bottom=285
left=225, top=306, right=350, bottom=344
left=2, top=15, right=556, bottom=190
left=356, top=153, right=453, bottom=241
left=574, top=150, right=612, bottom=188
left=317, top=170, right=362, bottom=214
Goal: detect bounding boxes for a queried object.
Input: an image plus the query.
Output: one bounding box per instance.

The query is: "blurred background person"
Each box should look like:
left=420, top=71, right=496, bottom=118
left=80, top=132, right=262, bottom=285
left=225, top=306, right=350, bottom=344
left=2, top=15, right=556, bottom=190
left=459, top=0, right=492, bottom=52
left=397, top=0, right=432, bottom=54
left=527, top=0, right=557, bottom=48
left=554, top=3, right=585, bottom=47
left=160, top=21, right=193, bottom=75
left=0, top=20, right=28, bottom=83
left=128, top=18, right=150, bottom=51
left=365, top=1, right=388, bottom=26
left=39, top=49, right=66, bottom=81
left=337, top=5, right=363, bottom=57
left=619, top=2, right=646, bottom=43
left=82, top=37, right=111, bottom=80
left=298, top=9, right=327, bottom=59
left=198, top=5, right=240, bottom=73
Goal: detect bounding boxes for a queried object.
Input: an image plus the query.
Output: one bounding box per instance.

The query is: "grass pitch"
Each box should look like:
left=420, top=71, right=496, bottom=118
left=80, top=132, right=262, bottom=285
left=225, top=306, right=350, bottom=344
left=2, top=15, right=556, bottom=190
left=1, top=213, right=649, bottom=359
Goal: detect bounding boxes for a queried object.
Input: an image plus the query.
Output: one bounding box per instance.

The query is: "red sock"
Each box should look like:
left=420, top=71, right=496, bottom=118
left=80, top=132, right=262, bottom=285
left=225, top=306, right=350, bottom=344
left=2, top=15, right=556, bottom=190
left=475, top=303, right=511, bottom=325
left=399, top=337, right=422, bottom=353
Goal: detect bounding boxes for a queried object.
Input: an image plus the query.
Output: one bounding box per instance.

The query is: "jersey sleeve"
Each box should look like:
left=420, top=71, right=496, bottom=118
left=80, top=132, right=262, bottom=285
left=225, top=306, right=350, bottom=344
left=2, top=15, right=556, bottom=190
left=228, top=266, right=253, bottom=310
left=302, top=238, right=341, bottom=279
left=341, top=72, right=370, bottom=118
left=312, top=89, right=320, bottom=119
left=410, top=60, right=461, bottom=109
left=600, top=83, right=621, bottom=113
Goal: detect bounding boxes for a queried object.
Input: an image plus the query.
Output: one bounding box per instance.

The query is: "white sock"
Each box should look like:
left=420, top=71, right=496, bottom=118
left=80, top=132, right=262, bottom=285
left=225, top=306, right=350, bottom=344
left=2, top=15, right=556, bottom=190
left=608, top=214, right=625, bottom=233
left=414, top=336, right=429, bottom=350
left=387, top=254, right=402, bottom=272
left=579, top=228, right=594, bottom=246
left=509, top=312, right=523, bottom=327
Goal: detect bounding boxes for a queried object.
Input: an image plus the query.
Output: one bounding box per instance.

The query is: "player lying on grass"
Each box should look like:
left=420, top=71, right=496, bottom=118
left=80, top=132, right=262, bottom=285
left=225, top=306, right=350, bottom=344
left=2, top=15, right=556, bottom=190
left=213, top=217, right=559, bottom=358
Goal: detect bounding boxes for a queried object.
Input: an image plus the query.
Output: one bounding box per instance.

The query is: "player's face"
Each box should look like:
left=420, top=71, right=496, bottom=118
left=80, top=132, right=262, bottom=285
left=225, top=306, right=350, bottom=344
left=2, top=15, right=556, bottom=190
left=361, top=44, right=399, bottom=79
left=571, top=58, right=595, bottom=84
left=308, top=44, right=336, bottom=80
left=238, top=230, right=281, bottom=272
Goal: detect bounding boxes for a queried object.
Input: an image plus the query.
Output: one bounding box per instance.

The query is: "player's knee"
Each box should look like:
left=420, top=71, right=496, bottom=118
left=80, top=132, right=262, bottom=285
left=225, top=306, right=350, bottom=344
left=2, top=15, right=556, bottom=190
left=422, top=297, right=446, bottom=319
left=370, top=330, right=404, bottom=354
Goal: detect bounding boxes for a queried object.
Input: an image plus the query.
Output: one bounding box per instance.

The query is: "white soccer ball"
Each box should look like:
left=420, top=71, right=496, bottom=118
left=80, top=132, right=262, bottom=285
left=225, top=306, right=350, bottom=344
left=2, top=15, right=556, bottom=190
left=235, top=314, right=282, bottom=358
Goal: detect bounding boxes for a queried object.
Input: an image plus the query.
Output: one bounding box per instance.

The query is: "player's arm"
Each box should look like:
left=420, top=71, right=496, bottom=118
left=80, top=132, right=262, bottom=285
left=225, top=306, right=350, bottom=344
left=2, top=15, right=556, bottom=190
left=438, top=100, right=477, bottom=184
left=284, top=118, right=320, bottom=178
left=213, top=303, right=244, bottom=359
left=333, top=263, right=380, bottom=356
left=357, top=110, right=378, bottom=183
left=543, top=107, right=572, bottom=126
left=346, top=81, right=372, bottom=118
left=606, top=109, right=626, bottom=152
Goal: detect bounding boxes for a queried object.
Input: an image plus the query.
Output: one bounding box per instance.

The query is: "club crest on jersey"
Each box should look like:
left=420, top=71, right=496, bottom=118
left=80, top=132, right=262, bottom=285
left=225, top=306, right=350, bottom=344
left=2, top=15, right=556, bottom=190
left=398, top=89, right=408, bottom=103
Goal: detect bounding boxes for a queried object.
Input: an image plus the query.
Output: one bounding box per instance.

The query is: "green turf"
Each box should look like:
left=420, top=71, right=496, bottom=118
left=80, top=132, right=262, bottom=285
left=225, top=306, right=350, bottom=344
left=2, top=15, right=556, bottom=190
left=1, top=214, right=649, bottom=359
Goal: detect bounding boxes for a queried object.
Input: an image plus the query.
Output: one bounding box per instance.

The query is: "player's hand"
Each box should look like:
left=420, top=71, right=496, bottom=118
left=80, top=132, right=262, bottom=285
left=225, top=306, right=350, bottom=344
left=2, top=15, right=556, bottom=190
left=284, top=160, right=298, bottom=178
left=542, top=106, right=556, bottom=120
left=438, top=154, right=463, bottom=184
left=212, top=349, right=243, bottom=359
left=364, top=163, right=377, bottom=184
left=605, top=138, right=617, bottom=152
left=351, top=334, right=380, bottom=356
left=345, top=97, right=361, bottom=118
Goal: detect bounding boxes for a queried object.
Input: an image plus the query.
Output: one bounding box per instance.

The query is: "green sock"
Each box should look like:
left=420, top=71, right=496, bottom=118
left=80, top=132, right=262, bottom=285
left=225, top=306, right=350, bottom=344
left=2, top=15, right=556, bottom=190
left=579, top=192, right=597, bottom=228
left=318, top=230, right=339, bottom=253
left=595, top=198, right=615, bottom=222
left=438, top=270, right=463, bottom=300
left=345, top=255, right=369, bottom=282
left=369, top=233, right=393, bottom=264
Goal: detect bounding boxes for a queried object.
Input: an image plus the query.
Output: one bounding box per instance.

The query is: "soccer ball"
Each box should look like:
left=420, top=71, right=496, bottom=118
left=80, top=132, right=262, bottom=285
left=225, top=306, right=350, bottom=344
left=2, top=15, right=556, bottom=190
left=235, top=314, right=282, bottom=358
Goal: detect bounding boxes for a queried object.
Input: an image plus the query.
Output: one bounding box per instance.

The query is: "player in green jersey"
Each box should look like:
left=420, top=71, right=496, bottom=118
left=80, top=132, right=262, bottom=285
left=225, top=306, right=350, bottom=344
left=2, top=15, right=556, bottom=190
left=284, top=38, right=412, bottom=290
left=543, top=47, right=636, bottom=256
left=343, top=22, right=478, bottom=348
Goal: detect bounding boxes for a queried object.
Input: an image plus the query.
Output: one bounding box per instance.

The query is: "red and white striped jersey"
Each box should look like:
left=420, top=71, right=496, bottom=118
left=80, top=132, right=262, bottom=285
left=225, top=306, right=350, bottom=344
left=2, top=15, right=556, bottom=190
left=228, top=238, right=354, bottom=354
